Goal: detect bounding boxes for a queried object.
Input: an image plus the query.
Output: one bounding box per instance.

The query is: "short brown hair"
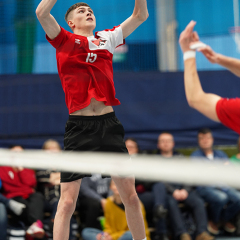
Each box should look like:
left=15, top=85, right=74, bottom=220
left=65, top=2, right=90, bottom=22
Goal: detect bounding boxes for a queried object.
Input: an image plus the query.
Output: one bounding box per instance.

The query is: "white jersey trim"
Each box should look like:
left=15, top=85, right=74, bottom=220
left=88, top=26, right=124, bottom=54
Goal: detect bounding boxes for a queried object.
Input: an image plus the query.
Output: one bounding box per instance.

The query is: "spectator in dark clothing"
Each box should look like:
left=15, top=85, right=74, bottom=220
left=78, top=174, right=111, bottom=230
left=156, top=132, right=183, bottom=158
left=155, top=132, right=213, bottom=240
left=0, top=145, right=45, bottom=238
left=191, top=128, right=240, bottom=235
left=36, top=139, right=61, bottom=234
left=164, top=182, right=214, bottom=240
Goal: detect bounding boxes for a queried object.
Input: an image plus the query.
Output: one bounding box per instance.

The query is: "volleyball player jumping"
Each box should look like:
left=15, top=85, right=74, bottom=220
left=36, top=1, right=148, bottom=240
left=179, top=21, right=240, bottom=134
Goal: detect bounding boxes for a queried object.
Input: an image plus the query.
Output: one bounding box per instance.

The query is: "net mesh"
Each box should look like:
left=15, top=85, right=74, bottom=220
left=0, top=149, right=240, bottom=187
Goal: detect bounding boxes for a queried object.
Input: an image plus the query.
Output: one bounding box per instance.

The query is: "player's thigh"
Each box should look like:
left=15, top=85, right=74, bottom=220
left=193, top=93, right=221, bottom=122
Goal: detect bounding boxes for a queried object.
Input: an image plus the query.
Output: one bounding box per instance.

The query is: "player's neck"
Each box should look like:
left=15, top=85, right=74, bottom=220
left=73, top=28, right=94, bottom=37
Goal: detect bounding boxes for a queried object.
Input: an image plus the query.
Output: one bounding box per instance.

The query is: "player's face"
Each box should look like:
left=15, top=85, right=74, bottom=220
left=158, top=134, right=174, bottom=153
left=198, top=133, right=213, bottom=150
left=71, top=6, right=96, bottom=31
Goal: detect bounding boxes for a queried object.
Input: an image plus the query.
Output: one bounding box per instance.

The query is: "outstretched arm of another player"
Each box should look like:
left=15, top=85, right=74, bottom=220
left=36, top=0, right=61, bottom=40
left=198, top=46, right=240, bottom=77
left=179, top=21, right=221, bottom=122
left=120, top=0, right=149, bottom=39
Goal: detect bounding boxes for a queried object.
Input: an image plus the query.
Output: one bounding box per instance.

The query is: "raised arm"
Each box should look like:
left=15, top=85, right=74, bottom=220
left=36, top=0, right=61, bottom=40
left=198, top=46, right=240, bottom=77
left=120, top=0, right=149, bottom=39
left=179, top=21, right=221, bottom=122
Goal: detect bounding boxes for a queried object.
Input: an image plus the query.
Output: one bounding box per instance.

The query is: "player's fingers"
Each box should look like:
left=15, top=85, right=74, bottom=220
left=192, top=31, right=200, bottom=41
left=198, top=47, right=207, bottom=52
left=198, top=46, right=211, bottom=53
left=184, top=20, right=197, bottom=35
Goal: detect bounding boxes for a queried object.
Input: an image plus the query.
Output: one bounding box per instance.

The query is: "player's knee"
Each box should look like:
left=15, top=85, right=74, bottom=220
left=58, top=197, right=76, bottom=215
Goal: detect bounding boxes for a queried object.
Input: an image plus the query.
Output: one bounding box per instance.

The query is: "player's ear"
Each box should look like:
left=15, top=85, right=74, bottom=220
left=68, top=20, right=74, bottom=30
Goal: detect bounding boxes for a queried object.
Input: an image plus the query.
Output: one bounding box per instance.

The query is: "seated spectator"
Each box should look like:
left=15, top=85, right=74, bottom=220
left=78, top=174, right=111, bottom=230
left=125, top=138, right=168, bottom=240
left=230, top=136, right=240, bottom=163
left=0, top=145, right=45, bottom=238
left=0, top=179, right=26, bottom=216
left=125, top=138, right=140, bottom=156
left=164, top=182, right=214, bottom=240
left=156, top=132, right=213, bottom=240
left=36, top=139, right=61, bottom=234
left=81, top=180, right=150, bottom=240
left=156, top=132, right=183, bottom=158
left=191, top=128, right=240, bottom=235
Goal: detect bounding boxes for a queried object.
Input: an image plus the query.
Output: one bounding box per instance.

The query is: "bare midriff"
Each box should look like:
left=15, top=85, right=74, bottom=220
left=70, top=98, right=114, bottom=116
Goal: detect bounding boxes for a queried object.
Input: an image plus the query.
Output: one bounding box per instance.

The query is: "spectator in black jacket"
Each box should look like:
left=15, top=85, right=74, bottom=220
left=164, top=182, right=214, bottom=240
left=155, top=133, right=214, bottom=240
left=156, top=132, right=182, bottom=157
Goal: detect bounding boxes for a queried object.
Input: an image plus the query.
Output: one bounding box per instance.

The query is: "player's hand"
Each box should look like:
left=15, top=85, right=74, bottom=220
left=179, top=20, right=199, bottom=53
left=198, top=45, right=220, bottom=64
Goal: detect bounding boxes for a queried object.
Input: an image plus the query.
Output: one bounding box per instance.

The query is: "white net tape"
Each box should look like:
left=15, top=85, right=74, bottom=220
left=0, top=149, right=239, bottom=188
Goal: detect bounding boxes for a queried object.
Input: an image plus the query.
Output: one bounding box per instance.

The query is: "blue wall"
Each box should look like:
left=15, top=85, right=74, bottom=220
left=176, top=0, right=234, bottom=35
left=0, top=71, right=238, bottom=150
left=1, top=0, right=239, bottom=74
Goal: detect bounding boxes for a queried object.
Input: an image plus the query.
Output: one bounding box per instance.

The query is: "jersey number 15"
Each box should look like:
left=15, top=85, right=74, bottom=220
left=86, top=53, right=97, bottom=63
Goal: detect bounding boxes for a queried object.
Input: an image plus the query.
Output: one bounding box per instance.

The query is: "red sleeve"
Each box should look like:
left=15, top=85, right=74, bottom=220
left=18, top=169, right=37, bottom=188
left=46, top=26, right=70, bottom=49
left=216, top=98, right=240, bottom=134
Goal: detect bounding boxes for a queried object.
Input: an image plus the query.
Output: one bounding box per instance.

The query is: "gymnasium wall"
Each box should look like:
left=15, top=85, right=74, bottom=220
left=0, top=0, right=239, bottom=74
left=0, top=71, right=238, bottom=149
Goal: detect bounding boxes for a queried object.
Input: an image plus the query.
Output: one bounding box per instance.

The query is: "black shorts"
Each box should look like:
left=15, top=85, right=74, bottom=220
left=61, top=112, right=128, bottom=182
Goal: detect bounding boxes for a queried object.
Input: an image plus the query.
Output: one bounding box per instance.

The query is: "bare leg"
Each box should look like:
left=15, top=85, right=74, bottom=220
left=111, top=176, right=145, bottom=240
left=53, top=179, right=82, bottom=240
left=184, top=58, right=221, bottom=122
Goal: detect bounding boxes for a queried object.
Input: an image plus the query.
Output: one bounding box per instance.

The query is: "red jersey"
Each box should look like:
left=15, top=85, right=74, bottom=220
left=46, top=26, right=125, bottom=114
left=0, top=167, right=36, bottom=199
left=216, top=98, right=240, bottom=134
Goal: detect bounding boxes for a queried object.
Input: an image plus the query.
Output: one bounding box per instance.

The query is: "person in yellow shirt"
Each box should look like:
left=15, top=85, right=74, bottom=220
left=81, top=180, right=151, bottom=240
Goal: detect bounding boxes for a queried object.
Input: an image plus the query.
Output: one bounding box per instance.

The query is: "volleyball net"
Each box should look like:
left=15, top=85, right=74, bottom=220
left=0, top=148, right=240, bottom=188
